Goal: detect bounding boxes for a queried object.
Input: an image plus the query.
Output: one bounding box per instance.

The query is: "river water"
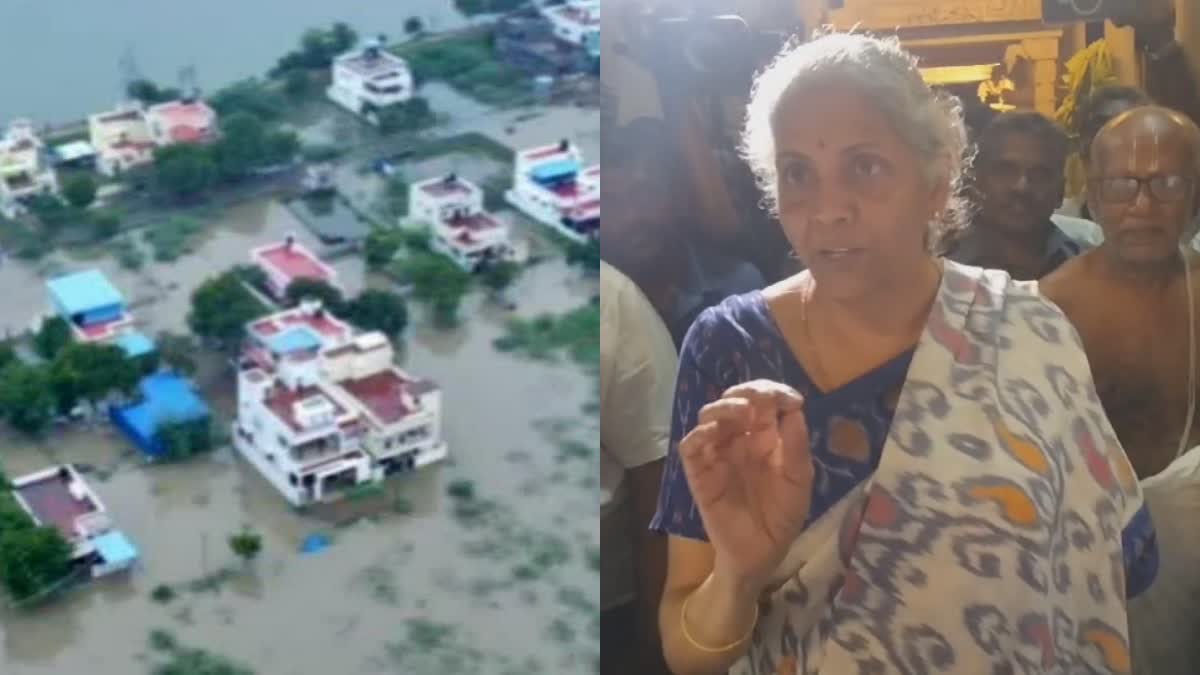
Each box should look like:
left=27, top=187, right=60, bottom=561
left=0, top=199, right=600, bottom=673
left=0, top=0, right=470, bottom=124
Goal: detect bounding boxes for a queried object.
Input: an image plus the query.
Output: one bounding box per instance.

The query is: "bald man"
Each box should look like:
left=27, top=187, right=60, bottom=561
left=1041, top=106, right=1200, bottom=479
left=1043, top=105, right=1200, bottom=675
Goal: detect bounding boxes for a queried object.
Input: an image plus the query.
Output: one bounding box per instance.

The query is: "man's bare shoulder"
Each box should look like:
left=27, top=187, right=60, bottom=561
left=1039, top=250, right=1101, bottom=316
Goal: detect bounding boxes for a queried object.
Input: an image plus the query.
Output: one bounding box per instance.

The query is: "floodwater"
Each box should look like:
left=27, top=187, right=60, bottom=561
left=0, top=0, right=471, bottom=124
left=0, top=206, right=600, bottom=673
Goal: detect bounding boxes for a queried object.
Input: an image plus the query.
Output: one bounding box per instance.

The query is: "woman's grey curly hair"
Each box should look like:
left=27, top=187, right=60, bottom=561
left=739, top=30, right=973, bottom=251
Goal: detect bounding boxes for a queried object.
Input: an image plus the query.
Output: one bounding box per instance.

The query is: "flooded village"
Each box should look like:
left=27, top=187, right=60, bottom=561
left=0, top=1, right=600, bottom=673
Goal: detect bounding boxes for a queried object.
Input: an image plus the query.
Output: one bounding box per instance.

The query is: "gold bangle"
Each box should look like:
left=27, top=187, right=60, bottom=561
left=679, top=591, right=759, bottom=653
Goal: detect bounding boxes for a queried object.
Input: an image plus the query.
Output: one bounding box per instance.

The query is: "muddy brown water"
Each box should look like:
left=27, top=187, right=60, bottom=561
left=0, top=202, right=599, bottom=674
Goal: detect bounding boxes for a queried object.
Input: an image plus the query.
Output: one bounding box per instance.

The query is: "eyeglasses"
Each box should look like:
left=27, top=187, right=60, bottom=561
left=1095, top=174, right=1193, bottom=203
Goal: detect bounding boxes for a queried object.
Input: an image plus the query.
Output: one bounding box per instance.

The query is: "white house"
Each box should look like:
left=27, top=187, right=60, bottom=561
left=0, top=120, right=59, bottom=218
left=88, top=103, right=156, bottom=177
left=145, top=97, right=218, bottom=147
left=327, top=39, right=414, bottom=121
left=232, top=302, right=447, bottom=506
left=504, top=139, right=599, bottom=243
left=409, top=173, right=514, bottom=272
left=541, top=0, right=600, bottom=48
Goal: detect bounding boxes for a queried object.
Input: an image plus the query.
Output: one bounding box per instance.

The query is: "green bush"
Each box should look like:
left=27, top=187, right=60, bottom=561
left=145, top=216, right=204, bottom=262
left=447, top=479, right=476, bottom=500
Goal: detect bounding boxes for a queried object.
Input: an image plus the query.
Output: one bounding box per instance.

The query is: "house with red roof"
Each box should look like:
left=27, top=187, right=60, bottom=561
left=232, top=303, right=446, bottom=506
left=504, top=138, right=599, bottom=243
left=145, top=97, right=217, bottom=147
left=249, top=235, right=342, bottom=302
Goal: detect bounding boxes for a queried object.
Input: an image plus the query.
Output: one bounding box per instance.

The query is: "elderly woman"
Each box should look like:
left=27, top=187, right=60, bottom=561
left=650, top=33, right=1158, bottom=675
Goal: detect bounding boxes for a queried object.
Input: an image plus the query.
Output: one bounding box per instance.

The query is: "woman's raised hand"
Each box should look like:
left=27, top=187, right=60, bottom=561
left=678, top=379, right=814, bottom=592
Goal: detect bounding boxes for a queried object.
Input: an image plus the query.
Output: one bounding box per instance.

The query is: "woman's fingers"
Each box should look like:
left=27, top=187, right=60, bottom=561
left=774, top=406, right=813, bottom=485
left=722, top=380, right=805, bottom=415
left=697, top=397, right=756, bottom=431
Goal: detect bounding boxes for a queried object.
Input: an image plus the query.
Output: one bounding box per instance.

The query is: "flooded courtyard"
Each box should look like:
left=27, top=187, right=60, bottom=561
left=0, top=200, right=600, bottom=674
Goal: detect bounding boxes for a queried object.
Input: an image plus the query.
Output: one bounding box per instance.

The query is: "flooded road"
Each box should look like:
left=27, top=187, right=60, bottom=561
left=0, top=202, right=600, bottom=674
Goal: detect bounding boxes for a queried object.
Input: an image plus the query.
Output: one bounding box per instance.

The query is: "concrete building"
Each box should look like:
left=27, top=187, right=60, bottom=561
left=250, top=235, right=342, bottom=302
left=408, top=173, right=514, bottom=272
left=88, top=103, right=157, bottom=177
left=145, top=97, right=218, bottom=147
left=0, top=120, right=59, bottom=218
left=232, top=302, right=446, bottom=506
left=10, top=464, right=139, bottom=579
left=504, top=139, right=599, bottom=243
left=326, top=39, right=414, bottom=121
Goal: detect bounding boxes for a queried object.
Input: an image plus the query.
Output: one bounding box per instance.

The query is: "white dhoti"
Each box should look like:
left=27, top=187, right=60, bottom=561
left=1130, top=447, right=1200, bottom=675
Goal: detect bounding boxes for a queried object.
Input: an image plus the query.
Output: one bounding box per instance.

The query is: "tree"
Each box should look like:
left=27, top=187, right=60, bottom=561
left=401, top=254, right=471, bottom=326
left=212, top=112, right=266, bottom=181
left=90, top=209, right=121, bottom=239
left=209, top=79, right=286, bottom=120
left=284, top=278, right=345, bottom=313
left=34, top=317, right=71, bottom=360
left=283, top=68, right=310, bottom=98
left=263, top=130, right=300, bottom=166
left=188, top=273, right=267, bottom=350
left=345, top=290, right=408, bottom=336
left=61, top=174, right=97, bottom=210
left=228, top=527, right=262, bottom=565
left=481, top=260, right=520, bottom=295
left=156, top=419, right=213, bottom=461
left=126, top=79, right=181, bottom=104
left=331, top=22, right=359, bottom=55
left=25, top=194, right=71, bottom=230
left=56, top=343, right=140, bottom=409
left=566, top=238, right=600, bottom=273
left=404, top=17, right=424, bottom=35
left=0, top=525, right=73, bottom=601
left=384, top=177, right=410, bottom=218
left=0, top=364, right=54, bottom=434
left=376, top=98, right=434, bottom=135
left=0, top=343, right=15, bottom=372
left=154, top=144, right=216, bottom=199
left=155, top=332, right=198, bottom=376
left=365, top=230, right=403, bottom=269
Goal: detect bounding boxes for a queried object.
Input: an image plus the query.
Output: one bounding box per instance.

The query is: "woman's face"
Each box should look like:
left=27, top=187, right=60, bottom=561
left=772, top=85, right=945, bottom=300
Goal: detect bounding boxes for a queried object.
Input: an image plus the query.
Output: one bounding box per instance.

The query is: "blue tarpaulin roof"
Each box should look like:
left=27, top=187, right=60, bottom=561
left=530, top=158, right=578, bottom=182
left=115, top=331, right=155, bottom=358
left=300, top=533, right=330, bottom=555
left=110, top=372, right=211, bottom=457
left=93, top=530, right=139, bottom=566
left=267, top=327, right=320, bottom=355
left=46, top=270, right=125, bottom=316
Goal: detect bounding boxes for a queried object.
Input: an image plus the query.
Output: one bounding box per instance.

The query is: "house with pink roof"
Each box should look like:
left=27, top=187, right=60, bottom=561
left=145, top=97, right=218, bottom=147
left=249, top=235, right=342, bottom=302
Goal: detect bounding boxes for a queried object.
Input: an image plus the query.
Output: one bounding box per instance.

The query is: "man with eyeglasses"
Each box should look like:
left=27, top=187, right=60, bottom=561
left=947, top=112, right=1098, bottom=280
left=1042, top=106, right=1200, bottom=479
left=1043, top=104, right=1200, bottom=675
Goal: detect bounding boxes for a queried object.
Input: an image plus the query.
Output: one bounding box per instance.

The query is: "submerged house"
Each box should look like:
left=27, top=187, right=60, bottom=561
left=110, top=372, right=212, bottom=459
left=504, top=139, right=599, bottom=243
left=250, top=236, right=343, bottom=302
left=233, top=301, right=447, bottom=506
left=326, top=38, right=414, bottom=121
left=10, top=464, right=139, bottom=579
left=408, top=173, right=515, bottom=272
left=45, top=269, right=136, bottom=343
left=0, top=119, right=59, bottom=219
